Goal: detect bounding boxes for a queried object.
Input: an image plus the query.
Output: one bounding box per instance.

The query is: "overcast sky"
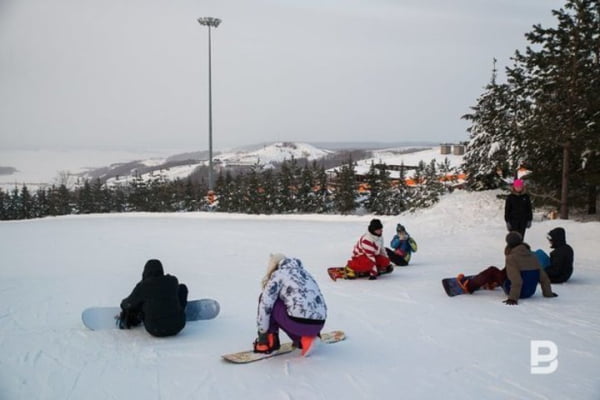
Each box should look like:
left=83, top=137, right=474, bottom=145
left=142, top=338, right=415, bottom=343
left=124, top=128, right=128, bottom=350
left=0, top=0, right=564, bottom=152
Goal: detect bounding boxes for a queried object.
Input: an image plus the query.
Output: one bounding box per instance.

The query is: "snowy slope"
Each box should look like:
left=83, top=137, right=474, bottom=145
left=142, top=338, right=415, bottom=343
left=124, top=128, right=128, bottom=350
left=103, top=142, right=333, bottom=186
left=217, top=142, right=332, bottom=166
left=1, top=190, right=599, bottom=400
left=351, top=147, right=464, bottom=179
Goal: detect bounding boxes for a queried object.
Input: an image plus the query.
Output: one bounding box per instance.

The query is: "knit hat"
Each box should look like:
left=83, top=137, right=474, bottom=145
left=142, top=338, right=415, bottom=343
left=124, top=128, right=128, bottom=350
left=513, top=179, right=524, bottom=189
left=505, top=231, right=523, bottom=248
left=368, top=219, right=383, bottom=235
left=396, top=223, right=406, bottom=233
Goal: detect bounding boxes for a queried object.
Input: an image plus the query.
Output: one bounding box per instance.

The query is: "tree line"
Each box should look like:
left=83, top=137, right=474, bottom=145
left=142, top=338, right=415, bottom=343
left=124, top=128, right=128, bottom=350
left=0, top=157, right=454, bottom=220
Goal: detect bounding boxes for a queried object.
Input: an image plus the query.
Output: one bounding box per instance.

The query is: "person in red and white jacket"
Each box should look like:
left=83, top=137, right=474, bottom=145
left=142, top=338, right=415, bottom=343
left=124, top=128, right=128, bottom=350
left=346, top=219, right=392, bottom=280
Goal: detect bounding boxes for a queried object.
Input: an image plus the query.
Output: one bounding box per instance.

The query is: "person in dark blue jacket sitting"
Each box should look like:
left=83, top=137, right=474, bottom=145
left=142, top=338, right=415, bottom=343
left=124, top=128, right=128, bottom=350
left=385, top=224, right=418, bottom=266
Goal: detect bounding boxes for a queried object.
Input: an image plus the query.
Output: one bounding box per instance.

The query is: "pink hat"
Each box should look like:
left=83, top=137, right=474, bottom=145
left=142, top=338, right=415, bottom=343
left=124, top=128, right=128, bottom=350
left=513, top=179, right=524, bottom=189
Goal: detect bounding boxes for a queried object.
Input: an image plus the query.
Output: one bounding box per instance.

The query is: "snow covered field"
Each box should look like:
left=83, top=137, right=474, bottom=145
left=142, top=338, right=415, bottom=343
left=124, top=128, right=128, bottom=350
left=1, top=190, right=599, bottom=400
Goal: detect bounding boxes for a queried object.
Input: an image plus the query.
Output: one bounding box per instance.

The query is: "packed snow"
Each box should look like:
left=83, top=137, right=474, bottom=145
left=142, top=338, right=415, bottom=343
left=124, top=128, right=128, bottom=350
left=1, top=190, right=599, bottom=400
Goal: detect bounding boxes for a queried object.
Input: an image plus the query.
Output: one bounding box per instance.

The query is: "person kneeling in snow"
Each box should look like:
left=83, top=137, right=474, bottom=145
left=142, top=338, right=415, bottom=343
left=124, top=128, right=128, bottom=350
left=385, top=223, right=417, bottom=266
left=119, top=259, right=188, bottom=337
left=457, top=232, right=557, bottom=305
left=345, top=219, right=393, bottom=280
left=254, top=254, right=327, bottom=356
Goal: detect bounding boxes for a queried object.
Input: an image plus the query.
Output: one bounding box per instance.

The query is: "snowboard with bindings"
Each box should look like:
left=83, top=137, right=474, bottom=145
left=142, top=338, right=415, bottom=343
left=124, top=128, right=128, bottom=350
left=327, top=267, right=351, bottom=281
left=82, top=298, right=220, bottom=330
left=327, top=266, right=392, bottom=281
left=442, top=275, right=476, bottom=297
left=222, top=330, right=346, bottom=364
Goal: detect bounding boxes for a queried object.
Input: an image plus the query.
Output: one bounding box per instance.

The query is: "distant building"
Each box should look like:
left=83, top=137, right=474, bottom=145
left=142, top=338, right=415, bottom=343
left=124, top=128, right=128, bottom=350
left=440, top=144, right=452, bottom=155
left=440, top=143, right=465, bottom=156
left=452, top=144, right=465, bottom=155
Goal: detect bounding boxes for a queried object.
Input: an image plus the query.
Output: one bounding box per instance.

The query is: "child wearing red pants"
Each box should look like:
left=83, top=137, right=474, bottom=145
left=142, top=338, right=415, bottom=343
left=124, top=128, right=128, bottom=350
left=346, top=219, right=392, bottom=280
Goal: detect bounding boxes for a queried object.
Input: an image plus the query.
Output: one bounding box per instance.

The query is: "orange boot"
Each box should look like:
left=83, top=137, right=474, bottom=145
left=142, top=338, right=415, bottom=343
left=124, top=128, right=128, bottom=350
left=253, top=332, right=281, bottom=354
left=300, top=336, right=318, bottom=357
left=456, top=274, right=471, bottom=293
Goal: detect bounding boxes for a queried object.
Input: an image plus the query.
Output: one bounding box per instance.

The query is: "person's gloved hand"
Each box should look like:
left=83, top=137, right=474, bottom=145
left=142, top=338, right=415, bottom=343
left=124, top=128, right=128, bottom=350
left=506, top=222, right=512, bottom=231
left=503, top=298, right=518, bottom=305
left=394, top=249, right=406, bottom=257
left=526, top=220, right=532, bottom=228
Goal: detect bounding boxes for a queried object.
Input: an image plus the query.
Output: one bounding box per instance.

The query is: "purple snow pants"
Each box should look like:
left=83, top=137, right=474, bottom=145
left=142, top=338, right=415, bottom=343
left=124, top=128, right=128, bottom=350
left=268, top=299, right=325, bottom=347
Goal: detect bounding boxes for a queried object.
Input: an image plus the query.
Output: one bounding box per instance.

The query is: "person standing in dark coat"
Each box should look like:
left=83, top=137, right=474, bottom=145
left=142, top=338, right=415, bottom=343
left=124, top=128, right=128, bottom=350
left=119, top=259, right=188, bottom=337
left=504, top=179, right=533, bottom=239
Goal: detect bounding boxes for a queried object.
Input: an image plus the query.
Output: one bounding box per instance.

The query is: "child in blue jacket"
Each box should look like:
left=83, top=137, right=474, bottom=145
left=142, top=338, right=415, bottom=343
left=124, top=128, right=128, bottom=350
left=385, top=224, right=418, bottom=266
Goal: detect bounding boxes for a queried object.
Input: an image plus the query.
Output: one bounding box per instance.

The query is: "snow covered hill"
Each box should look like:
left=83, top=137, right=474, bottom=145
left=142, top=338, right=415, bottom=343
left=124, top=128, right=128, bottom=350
left=1, top=143, right=464, bottom=190
left=1, top=190, right=599, bottom=399
left=102, top=142, right=334, bottom=186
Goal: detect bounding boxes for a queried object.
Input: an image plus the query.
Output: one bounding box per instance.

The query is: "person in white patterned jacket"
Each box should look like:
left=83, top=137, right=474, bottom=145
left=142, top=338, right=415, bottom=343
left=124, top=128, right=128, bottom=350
left=253, top=254, right=327, bottom=357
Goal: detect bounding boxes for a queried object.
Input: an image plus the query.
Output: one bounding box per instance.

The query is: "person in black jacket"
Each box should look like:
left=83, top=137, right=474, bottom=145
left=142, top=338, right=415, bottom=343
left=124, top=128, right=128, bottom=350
left=119, top=259, right=188, bottom=337
left=545, top=227, right=574, bottom=283
left=504, top=179, right=533, bottom=239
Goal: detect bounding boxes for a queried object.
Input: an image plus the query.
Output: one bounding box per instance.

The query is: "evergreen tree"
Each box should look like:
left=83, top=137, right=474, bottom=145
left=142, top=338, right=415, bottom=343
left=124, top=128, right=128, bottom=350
left=369, top=165, right=395, bottom=215
left=0, top=189, right=7, bottom=220
left=19, top=185, right=33, bottom=219
left=77, top=180, right=94, bottom=214
left=33, top=187, right=50, bottom=218
left=6, top=187, right=20, bottom=219
left=90, top=179, right=110, bottom=213
left=462, top=60, right=518, bottom=189
left=333, top=157, right=357, bottom=215
left=297, top=163, right=318, bottom=213
left=128, top=173, right=149, bottom=211
left=180, top=178, right=197, bottom=211
left=112, top=185, right=127, bottom=212
left=313, top=162, right=332, bottom=213
left=275, top=158, right=299, bottom=213
left=228, top=174, right=245, bottom=213
left=363, top=162, right=380, bottom=212
left=55, top=184, right=72, bottom=215
left=243, top=164, right=264, bottom=214
left=261, top=168, right=277, bottom=214
left=214, top=171, right=233, bottom=212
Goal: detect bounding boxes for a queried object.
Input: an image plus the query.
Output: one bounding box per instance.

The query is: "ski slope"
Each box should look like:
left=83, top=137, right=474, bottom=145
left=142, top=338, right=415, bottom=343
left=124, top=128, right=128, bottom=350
left=1, top=190, right=599, bottom=399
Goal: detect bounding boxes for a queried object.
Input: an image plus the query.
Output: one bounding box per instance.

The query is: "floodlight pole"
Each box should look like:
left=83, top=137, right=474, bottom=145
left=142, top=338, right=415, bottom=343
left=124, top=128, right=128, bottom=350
left=197, top=17, right=221, bottom=191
